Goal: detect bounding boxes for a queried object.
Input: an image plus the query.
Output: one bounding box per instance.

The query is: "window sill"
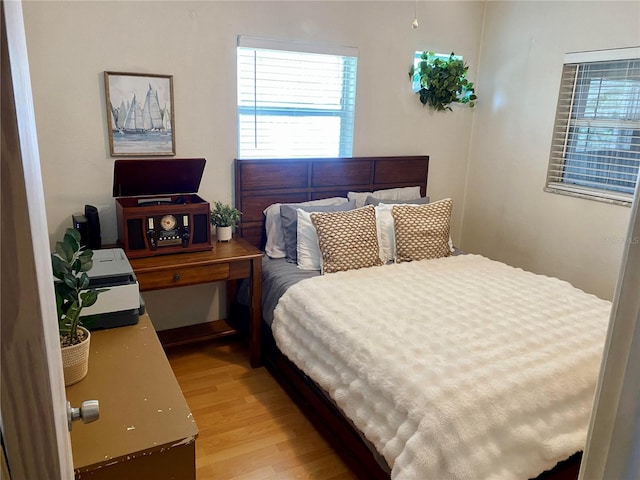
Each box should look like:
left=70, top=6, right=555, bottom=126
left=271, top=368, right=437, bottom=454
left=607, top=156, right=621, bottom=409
left=544, top=183, right=633, bottom=207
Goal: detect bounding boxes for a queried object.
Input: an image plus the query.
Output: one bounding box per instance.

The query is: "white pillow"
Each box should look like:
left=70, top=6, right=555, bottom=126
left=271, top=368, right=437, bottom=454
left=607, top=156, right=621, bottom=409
left=375, top=201, right=455, bottom=263
left=348, top=186, right=422, bottom=208
left=296, top=209, right=322, bottom=271
left=263, top=197, right=347, bottom=258
left=374, top=204, right=397, bottom=264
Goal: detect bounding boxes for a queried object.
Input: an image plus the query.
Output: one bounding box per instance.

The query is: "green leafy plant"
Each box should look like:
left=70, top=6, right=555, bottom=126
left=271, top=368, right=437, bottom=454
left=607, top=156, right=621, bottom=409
left=51, top=228, right=106, bottom=347
left=409, top=52, right=477, bottom=111
left=210, top=201, right=242, bottom=228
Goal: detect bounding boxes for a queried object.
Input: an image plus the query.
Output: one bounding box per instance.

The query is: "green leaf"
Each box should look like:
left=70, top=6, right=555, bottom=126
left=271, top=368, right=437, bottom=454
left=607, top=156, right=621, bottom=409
left=55, top=281, right=74, bottom=300
left=64, top=232, right=80, bottom=253
left=63, top=272, right=76, bottom=289
left=78, top=250, right=94, bottom=272
left=80, top=288, right=108, bottom=308
left=80, top=258, right=93, bottom=273
left=72, top=257, right=82, bottom=272
left=79, top=272, right=90, bottom=290
left=65, top=228, right=81, bottom=245
left=80, top=290, right=98, bottom=308
left=55, top=241, right=74, bottom=263
left=51, top=255, right=69, bottom=279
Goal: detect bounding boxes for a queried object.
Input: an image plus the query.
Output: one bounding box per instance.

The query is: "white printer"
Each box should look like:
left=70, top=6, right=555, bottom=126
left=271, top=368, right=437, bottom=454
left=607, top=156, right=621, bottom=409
left=80, top=248, right=143, bottom=330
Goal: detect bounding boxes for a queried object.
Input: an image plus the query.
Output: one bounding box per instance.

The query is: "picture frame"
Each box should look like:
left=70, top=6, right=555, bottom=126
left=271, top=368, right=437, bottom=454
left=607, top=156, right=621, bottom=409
left=104, top=71, right=175, bottom=156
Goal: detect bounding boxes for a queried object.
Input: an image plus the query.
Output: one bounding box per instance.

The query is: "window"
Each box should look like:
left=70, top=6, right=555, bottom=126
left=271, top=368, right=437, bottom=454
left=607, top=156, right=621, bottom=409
left=237, top=37, right=358, bottom=159
left=546, top=47, right=640, bottom=205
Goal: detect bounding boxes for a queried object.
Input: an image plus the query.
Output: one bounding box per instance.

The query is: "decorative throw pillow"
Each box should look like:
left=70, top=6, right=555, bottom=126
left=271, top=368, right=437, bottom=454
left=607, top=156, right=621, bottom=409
left=374, top=199, right=454, bottom=263
left=280, top=201, right=356, bottom=263
left=310, top=205, right=383, bottom=274
left=392, top=199, right=453, bottom=262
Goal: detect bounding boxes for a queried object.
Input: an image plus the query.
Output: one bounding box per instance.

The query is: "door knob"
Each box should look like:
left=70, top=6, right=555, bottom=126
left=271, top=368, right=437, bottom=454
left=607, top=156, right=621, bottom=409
left=67, top=400, right=100, bottom=431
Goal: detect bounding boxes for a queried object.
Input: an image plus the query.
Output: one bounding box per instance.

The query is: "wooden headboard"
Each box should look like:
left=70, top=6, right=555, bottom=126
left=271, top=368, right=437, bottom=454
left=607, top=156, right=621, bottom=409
left=234, top=156, right=430, bottom=249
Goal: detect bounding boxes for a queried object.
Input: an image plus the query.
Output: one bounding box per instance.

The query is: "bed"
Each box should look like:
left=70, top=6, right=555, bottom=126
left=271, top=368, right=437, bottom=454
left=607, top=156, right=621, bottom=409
left=233, top=156, right=611, bottom=480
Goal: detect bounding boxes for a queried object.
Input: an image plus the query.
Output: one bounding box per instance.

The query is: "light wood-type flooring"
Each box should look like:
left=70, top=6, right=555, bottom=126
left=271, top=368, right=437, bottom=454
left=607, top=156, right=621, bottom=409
left=167, top=338, right=359, bottom=480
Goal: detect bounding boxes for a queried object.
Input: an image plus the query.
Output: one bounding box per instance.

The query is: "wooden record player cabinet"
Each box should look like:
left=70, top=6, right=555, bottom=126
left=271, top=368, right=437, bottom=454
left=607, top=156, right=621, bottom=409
left=112, top=158, right=212, bottom=259
left=115, top=194, right=212, bottom=258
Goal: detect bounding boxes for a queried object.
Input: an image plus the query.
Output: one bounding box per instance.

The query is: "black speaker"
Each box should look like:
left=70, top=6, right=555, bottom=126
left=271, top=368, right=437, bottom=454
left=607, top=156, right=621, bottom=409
left=126, top=218, right=146, bottom=250
left=192, top=213, right=209, bottom=244
left=72, top=214, right=88, bottom=247
left=84, top=205, right=102, bottom=249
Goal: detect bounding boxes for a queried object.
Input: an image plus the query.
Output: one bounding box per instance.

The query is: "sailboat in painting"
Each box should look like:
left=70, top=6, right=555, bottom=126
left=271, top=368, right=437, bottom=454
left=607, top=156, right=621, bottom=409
left=162, top=103, right=172, bottom=132
left=122, top=94, right=145, bottom=133
left=110, top=84, right=171, bottom=134
left=142, top=83, right=164, bottom=131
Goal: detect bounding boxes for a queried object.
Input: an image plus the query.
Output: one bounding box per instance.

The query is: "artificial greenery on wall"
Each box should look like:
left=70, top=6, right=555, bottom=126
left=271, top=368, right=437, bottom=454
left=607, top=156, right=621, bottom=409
left=409, top=52, right=477, bottom=111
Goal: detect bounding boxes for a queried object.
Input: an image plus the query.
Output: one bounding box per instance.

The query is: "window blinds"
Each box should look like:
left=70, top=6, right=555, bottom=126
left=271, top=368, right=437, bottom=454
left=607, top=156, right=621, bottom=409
left=546, top=48, right=640, bottom=204
left=237, top=36, right=358, bottom=159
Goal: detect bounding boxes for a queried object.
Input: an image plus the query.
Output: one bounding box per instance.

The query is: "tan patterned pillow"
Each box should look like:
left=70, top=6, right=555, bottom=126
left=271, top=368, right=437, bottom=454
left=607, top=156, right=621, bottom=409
left=392, top=199, right=453, bottom=262
left=310, top=206, right=383, bottom=274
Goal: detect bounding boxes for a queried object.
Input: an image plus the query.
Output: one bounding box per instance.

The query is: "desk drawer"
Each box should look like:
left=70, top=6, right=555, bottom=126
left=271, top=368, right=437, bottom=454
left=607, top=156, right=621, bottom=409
left=136, top=263, right=230, bottom=291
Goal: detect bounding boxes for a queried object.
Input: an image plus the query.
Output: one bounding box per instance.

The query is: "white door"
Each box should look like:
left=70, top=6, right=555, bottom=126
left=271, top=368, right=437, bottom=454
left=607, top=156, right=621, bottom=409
left=580, top=185, right=640, bottom=478
left=1, top=1, right=74, bottom=478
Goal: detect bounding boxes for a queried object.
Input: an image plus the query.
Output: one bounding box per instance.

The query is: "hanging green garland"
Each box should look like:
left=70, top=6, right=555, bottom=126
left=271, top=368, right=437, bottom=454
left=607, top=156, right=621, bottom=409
left=409, top=52, right=477, bottom=111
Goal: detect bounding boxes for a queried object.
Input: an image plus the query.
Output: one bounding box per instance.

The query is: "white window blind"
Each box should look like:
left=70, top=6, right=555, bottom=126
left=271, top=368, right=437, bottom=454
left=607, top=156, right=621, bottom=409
left=237, top=36, right=358, bottom=159
left=546, top=47, right=640, bottom=205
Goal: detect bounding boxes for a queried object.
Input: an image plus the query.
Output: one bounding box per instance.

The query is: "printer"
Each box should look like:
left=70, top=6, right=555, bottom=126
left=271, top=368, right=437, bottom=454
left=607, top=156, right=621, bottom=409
left=80, top=248, right=143, bottom=330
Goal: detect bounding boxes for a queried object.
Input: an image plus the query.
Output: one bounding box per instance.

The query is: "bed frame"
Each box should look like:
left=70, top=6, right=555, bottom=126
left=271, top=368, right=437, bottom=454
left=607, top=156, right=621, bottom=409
left=234, top=156, right=581, bottom=480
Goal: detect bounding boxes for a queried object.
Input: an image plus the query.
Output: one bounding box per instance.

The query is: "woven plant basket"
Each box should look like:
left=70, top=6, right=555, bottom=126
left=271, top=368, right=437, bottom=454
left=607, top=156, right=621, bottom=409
left=61, top=327, right=91, bottom=386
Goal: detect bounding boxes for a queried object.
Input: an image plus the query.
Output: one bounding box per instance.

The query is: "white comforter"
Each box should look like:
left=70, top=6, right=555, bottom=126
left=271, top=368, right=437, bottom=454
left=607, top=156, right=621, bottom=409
left=272, top=254, right=611, bottom=480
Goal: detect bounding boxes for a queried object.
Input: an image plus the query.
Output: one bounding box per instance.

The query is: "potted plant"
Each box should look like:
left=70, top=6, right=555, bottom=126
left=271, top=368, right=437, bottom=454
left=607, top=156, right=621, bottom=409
left=409, top=52, right=477, bottom=111
left=52, top=228, right=106, bottom=386
left=210, top=201, right=242, bottom=242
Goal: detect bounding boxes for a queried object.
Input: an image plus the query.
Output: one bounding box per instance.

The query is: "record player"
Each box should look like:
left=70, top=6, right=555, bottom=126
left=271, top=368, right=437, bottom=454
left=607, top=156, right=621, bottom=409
left=113, top=158, right=212, bottom=258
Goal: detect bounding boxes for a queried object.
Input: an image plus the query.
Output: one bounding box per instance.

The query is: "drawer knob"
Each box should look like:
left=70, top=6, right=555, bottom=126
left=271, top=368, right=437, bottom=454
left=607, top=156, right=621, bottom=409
left=173, top=274, right=181, bottom=281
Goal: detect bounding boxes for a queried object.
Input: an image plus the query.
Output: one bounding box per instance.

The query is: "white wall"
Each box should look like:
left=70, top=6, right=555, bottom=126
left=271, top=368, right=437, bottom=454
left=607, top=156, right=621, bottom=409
left=22, top=1, right=484, bottom=329
left=463, top=1, right=639, bottom=300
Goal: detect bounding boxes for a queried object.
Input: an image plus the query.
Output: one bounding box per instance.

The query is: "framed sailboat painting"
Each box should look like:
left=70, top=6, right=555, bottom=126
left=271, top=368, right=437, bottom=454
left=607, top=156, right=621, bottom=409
left=104, top=71, right=175, bottom=156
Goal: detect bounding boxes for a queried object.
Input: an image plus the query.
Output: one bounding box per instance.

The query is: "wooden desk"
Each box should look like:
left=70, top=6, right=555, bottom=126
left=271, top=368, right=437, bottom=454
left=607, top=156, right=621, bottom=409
left=66, top=315, right=198, bottom=480
left=129, top=236, right=263, bottom=367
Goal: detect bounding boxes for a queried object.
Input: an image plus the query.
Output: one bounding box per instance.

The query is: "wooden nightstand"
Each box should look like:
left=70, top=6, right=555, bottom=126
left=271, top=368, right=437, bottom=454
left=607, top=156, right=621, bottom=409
left=129, top=236, right=263, bottom=367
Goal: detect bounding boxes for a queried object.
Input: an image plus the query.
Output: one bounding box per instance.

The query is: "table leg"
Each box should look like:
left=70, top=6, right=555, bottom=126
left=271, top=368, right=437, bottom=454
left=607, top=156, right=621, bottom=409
left=249, top=256, right=262, bottom=367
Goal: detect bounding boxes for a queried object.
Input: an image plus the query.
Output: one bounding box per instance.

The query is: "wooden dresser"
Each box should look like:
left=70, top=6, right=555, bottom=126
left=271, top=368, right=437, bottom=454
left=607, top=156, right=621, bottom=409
left=66, top=315, right=198, bottom=479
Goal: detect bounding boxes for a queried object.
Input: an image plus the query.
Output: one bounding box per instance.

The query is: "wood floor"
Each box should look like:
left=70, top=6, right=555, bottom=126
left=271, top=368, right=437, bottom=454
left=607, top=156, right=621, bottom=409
left=166, top=338, right=359, bottom=480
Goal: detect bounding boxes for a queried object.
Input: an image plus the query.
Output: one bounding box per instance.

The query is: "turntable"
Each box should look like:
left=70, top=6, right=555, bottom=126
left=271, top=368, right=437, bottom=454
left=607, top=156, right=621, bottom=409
left=113, top=158, right=212, bottom=258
